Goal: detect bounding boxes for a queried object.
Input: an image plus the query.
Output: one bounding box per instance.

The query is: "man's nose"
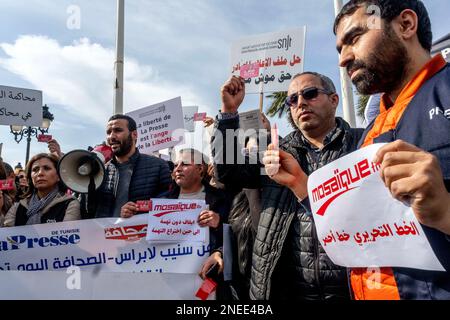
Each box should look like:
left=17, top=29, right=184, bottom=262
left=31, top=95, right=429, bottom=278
left=339, top=45, right=354, bottom=68
left=296, top=94, right=309, bottom=109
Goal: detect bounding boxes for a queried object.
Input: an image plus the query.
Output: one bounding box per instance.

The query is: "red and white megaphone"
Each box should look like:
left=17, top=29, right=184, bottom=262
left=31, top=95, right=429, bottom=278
left=57, top=144, right=113, bottom=194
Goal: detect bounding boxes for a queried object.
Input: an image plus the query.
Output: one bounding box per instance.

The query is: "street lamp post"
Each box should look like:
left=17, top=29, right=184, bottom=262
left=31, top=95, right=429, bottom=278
left=10, top=104, right=54, bottom=165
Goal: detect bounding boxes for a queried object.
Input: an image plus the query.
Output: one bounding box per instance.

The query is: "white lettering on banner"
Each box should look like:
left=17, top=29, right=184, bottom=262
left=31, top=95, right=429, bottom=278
left=66, top=266, right=81, bottom=290
left=307, top=143, right=444, bottom=271
left=147, top=199, right=207, bottom=243
left=0, top=215, right=210, bottom=273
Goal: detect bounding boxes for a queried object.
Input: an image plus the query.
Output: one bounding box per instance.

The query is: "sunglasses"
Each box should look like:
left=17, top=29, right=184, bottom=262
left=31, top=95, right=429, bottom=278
left=285, top=87, right=333, bottom=108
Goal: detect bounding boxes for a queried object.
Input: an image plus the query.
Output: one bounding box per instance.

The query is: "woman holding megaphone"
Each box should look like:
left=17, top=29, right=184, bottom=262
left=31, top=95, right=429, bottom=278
left=3, top=153, right=81, bottom=227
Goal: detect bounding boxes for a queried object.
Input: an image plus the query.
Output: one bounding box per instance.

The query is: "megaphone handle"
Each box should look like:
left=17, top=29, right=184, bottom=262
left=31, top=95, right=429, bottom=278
left=86, top=174, right=96, bottom=219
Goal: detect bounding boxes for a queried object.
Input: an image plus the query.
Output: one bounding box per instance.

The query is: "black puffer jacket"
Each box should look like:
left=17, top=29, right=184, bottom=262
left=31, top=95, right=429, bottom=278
left=94, top=149, right=172, bottom=218
left=212, top=116, right=363, bottom=300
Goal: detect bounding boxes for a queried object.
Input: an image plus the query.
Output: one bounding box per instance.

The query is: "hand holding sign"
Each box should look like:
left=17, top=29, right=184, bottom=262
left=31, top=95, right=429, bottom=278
left=121, top=202, right=138, bottom=219
left=263, top=143, right=308, bottom=200
left=197, top=210, right=220, bottom=229
left=374, top=140, right=450, bottom=235
left=221, top=76, right=245, bottom=113
left=47, top=138, right=63, bottom=158
left=203, top=116, right=214, bottom=128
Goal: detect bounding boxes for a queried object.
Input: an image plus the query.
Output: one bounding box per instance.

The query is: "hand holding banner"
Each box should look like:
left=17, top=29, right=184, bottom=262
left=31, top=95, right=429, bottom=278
left=307, top=144, right=444, bottom=271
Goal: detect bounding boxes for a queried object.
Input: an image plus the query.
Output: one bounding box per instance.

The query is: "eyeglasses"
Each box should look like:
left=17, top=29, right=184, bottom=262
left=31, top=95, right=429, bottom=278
left=285, top=87, right=333, bottom=108
left=18, top=175, right=26, bottom=179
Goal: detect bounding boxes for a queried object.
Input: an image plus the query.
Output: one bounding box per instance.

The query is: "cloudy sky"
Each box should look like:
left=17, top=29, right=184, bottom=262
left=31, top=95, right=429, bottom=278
left=0, top=0, right=449, bottom=167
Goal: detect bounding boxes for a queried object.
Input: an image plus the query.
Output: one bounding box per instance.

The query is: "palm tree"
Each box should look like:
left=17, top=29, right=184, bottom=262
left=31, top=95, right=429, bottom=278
left=356, top=92, right=369, bottom=121
left=265, top=91, right=288, bottom=118
left=265, top=90, right=370, bottom=122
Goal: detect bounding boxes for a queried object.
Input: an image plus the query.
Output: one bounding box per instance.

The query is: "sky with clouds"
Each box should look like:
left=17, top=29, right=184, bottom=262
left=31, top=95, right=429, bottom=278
left=0, top=0, right=449, bottom=167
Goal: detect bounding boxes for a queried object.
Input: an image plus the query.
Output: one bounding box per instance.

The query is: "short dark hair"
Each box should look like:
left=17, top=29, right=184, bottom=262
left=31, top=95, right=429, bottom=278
left=292, top=72, right=336, bottom=94
left=334, top=0, right=432, bottom=52
left=108, top=114, right=137, bottom=131
left=287, top=72, right=337, bottom=129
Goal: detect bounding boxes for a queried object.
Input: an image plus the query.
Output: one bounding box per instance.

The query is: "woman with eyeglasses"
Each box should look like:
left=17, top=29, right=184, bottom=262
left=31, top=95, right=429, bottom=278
left=3, top=153, right=81, bottom=227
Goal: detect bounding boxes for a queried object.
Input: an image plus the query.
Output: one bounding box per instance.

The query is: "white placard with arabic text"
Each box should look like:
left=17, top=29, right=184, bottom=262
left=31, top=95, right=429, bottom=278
left=146, top=199, right=207, bottom=243
left=0, top=85, right=42, bottom=127
left=307, top=143, right=444, bottom=271
left=231, top=27, right=306, bottom=93
left=126, top=97, right=185, bottom=153
left=0, top=215, right=210, bottom=273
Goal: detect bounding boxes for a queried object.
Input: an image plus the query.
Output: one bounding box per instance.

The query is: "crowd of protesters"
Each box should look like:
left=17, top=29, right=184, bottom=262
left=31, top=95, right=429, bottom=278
left=1, top=0, right=450, bottom=300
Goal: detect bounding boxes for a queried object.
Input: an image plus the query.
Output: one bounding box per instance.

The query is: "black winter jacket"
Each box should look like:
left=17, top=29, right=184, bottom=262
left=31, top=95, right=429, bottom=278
left=212, top=116, right=363, bottom=300
left=94, top=150, right=172, bottom=218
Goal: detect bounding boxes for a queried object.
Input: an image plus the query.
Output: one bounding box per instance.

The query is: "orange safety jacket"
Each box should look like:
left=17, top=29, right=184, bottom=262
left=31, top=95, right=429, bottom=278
left=351, top=54, right=447, bottom=300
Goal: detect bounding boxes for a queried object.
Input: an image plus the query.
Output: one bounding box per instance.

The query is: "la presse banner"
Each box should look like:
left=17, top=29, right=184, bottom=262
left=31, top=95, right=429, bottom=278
left=0, top=200, right=210, bottom=274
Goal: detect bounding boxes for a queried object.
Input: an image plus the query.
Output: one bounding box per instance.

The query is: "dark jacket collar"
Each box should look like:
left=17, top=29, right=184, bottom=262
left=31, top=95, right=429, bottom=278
left=111, top=148, right=140, bottom=166
left=280, top=117, right=350, bottom=150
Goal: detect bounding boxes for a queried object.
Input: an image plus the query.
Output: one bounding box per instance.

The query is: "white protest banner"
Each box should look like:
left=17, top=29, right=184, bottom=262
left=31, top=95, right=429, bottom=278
left=147, top=199, right=207, bottom=243
left=231, top=27, right=306, bottom=93
left=307, top=143, right=444, bottom=271
left=0, top=215, right=210, bottom=273
left=0, top=85, right=42, bottom=127
left=183, top=106, right=198, bottom=132
left=0, top=272, right=205, bottom=300
left=126, top=97, right=185, bottom=153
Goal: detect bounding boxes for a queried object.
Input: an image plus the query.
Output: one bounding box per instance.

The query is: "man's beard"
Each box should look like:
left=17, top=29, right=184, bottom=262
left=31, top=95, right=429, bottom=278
left=348, top=26, right=410, bottom=95
left=113, top=134, right=133, bottom=157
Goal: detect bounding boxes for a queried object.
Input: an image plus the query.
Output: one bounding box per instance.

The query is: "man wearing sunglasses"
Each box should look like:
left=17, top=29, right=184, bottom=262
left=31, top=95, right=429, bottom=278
left=212, top=73, right=363, bottom=300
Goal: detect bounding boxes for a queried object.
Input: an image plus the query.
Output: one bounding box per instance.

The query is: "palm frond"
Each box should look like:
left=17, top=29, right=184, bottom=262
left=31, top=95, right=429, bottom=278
left=265, top=91, right=288, bottom=118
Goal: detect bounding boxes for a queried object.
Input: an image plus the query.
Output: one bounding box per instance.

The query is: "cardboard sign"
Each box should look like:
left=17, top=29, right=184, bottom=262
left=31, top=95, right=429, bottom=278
left=146, top=199, right=207, bottom=243
left=0, top=85, right=43, bottom=127
left=182, top=106, right=198, bottom=132
left=126, top=97, right=185, bottom=153
left=307, top=144, right=444, bottom=271
left=37, top=134, right=52, bottom=143
left=231, top=27, right=306, bottom=93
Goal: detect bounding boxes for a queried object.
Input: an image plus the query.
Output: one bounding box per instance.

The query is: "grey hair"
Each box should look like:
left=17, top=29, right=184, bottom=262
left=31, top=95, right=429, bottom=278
left=292, top=71, right=336, bottom=93
left=178, top=148, right=209, bottom=165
